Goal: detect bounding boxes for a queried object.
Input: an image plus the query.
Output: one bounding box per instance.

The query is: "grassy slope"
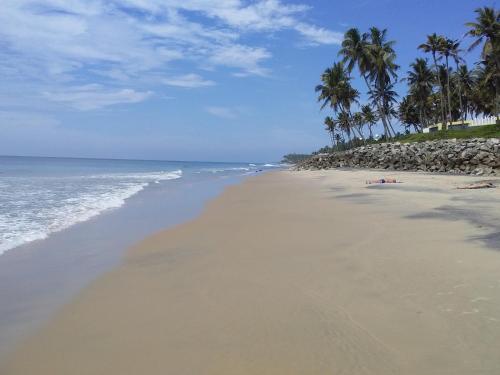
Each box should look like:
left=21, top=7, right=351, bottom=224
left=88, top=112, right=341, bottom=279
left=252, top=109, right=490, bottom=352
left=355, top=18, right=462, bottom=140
left=396, top=124, right=500, bottom=143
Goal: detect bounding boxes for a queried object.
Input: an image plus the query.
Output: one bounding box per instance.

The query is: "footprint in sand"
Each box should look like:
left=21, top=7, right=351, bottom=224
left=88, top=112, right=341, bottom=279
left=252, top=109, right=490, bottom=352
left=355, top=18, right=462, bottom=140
left=461, top=308, right=480, bottom=315
left=470, top=297, right=491, bottom=303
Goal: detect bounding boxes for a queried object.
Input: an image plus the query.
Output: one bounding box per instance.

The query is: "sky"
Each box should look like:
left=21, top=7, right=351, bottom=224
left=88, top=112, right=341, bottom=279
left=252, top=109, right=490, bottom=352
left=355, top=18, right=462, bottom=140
left=0, top=0, right=488, bottom=162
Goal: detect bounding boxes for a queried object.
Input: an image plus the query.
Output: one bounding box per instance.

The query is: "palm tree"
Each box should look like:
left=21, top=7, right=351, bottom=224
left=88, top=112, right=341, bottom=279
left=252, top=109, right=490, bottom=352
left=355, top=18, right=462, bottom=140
left=370, top=82, right=399, bottom=133
left=471, top=60, right=497, bottom=116
left=324, top=116, right=336, bottom=148
left=361, top=104, right=377, bottom=139
left=316, top=62, right=359, bottom=114
left=399, top=96, right=421, bottom=133
left=419, top=33, right=447, bottom=129
left=315, top=63, right=346, bottom=112
left=466, top=7, right=500, bottom=59
left=352, top=112, right=365, bottom=140
left=338, top=28, right=371, bottom=75
left=336, top=111, right=352, bottom=141
left=316, top=62, right=359, bottom=146
left=449, top=40, right=466, bottom=123
left=406, top=58, right=434, bottom=128
left=439, top=38, right=456, bottom=125
left=366, top=27, right=399, bottom=137
left=466, top=6, right=500, bottom=118
left=339, top=27, right=397, bottom=139
left=455, top=65, right=475, bottom=120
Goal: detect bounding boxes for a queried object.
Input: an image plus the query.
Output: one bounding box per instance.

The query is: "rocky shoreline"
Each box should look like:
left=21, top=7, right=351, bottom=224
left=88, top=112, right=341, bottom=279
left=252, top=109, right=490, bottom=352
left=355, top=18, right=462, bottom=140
left=296, top=138, right=500, bottom=176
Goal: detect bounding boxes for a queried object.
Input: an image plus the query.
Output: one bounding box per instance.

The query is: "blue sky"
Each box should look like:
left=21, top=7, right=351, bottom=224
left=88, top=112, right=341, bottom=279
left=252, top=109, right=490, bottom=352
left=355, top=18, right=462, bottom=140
left=0, top=0, right=486, bottom=162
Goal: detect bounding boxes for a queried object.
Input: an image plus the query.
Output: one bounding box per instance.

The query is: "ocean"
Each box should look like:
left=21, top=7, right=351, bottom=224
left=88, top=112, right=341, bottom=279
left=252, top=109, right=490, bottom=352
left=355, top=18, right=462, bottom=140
left=0, top=155, right=280, bottom=358
left=0, top=156, right=279, bottom=255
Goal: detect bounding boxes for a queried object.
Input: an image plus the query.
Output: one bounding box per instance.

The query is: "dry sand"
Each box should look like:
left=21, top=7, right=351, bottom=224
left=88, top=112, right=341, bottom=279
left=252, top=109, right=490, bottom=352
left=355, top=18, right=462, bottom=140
left=2, top=170, right=500, bottom=375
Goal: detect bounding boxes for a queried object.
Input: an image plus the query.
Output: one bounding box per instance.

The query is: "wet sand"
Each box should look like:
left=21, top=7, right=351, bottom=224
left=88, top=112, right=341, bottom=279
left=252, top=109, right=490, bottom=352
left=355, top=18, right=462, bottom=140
left=2, top=170, right=500, bottom=374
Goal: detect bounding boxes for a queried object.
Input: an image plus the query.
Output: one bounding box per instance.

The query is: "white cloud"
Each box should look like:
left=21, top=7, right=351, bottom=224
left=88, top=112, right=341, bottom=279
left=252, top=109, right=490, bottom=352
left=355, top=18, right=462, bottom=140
left=208, top=45, right=272, bottom=76
left=205, top=106, right=239, bottom=119
left=294, top=23, right=344, bottom=45
left=163, top=74, right=215, bottom=88
left=184, top=0, right=307, bottom=31
left=43, top=84, right=152, bottom=110
left=0, top=0, right=342, bottom=112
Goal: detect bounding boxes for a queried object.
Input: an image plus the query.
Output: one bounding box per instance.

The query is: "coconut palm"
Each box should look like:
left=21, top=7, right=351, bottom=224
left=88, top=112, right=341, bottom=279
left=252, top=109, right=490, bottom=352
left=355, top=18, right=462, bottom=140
left=471, top=60, right=497, bottom=116
left=449, top=40, right=466, bottom=123
left=455, top=65, right=475, bottom=120
left=466, top=7, right=500, bottom=58
left=437, top=64, right=451, bottom=119
left=361, top=104, right=378, bottom=139
left=315, top=63, right=347, bottom=112
left=316, top=62, right=359, bottom=146
left=419, top=33, right=448, bottom=129
left=369, top=79, right=398, bottom=136
left=439, top=38, right=456, bottom=125
left=336, top=111, right=352, bottom=141
left=466, top=6, right=500, bottom=118
left=338, top=27, right=393, bottom=139
left=406, top=58, right=434, bottom=128
left=399, top=96, right=421, bottom=132
left=352, top=112, right=365, bottom=140
left=316, top=62, right=359, bottom=114
left=338, top=28, right=371, bottom=75
left=324, top=116, right=336, bottom=148
left=366, top=27, right=399, bottom=137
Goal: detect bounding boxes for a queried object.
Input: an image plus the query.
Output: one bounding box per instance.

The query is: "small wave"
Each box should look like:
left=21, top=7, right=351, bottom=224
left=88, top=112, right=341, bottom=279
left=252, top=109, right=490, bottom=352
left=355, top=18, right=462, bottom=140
left=0, top=170, right=183, bottom=255
left=88, top=170, right=182, bottom=182
left=203, top=167, right=250, bottom=173
left=263, top=163, right=279, bottom=167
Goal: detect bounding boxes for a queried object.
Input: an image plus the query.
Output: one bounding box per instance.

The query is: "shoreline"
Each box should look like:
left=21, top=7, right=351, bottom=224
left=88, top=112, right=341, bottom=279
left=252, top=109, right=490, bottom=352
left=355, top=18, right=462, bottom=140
left=2, top=169, right=500, bottom=374
left=0, top=171, right=248, bottom=361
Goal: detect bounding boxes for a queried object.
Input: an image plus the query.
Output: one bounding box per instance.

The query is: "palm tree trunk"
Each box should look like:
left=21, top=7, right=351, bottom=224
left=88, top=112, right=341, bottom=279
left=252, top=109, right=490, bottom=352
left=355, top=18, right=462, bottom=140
left=355, top=126, right=365, bottom=140
left=494, top=46, right=500, bottom=121
left=455, top=61, right=465, bottom=124
left=445, top=56, right=452, bottom=126
left=432, top=52, right=447, bottom=130
left=418, top=108, right=424, bottom=132
left=387, top=116, right=396, bottom=137
left=362, top=75, right=390, bottom=138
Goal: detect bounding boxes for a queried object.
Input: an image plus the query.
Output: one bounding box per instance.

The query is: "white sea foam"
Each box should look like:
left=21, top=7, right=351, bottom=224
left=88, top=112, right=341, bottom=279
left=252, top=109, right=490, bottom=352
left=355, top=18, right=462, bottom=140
left=0, top=170, right=182, bottom=255
left=203, top=167, right=251, bottom=173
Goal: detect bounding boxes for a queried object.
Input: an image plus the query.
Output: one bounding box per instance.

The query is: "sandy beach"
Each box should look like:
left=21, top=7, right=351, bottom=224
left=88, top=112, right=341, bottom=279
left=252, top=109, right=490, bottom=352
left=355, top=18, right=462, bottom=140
left=2, top=169, right=500, bottom=375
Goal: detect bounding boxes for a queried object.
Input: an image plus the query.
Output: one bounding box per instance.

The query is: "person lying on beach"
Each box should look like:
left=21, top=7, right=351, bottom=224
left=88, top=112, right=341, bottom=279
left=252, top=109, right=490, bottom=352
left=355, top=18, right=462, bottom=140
left=457, top=182, right=495, bottom=189
left=366, top=178, right=398, bottom=184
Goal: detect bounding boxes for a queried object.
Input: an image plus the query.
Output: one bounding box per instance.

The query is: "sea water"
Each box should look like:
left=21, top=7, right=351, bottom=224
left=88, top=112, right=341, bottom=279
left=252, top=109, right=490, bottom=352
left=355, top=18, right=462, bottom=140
left=0, top=155, right=280, bottom=359
left=0, top=156, right=279, bottom=255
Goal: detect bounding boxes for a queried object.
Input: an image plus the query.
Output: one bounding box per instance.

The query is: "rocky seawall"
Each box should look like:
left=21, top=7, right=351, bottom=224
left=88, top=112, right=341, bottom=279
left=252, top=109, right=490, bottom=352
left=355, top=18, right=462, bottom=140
left=296, top=138, right=500, bottom=176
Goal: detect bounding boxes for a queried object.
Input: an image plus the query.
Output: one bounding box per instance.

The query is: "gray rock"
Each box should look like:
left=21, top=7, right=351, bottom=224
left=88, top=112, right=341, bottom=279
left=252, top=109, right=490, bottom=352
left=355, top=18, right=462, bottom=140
left=296, top=138, right=499, bottom=176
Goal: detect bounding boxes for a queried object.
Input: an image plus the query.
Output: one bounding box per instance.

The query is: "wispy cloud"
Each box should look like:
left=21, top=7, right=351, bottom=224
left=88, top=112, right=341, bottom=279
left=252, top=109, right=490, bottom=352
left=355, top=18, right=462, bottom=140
left=43, top=84, right=152, bottom=110
left=205, top=106, right=239, bottom=119
left=294, top=23, right=344, bottom=46
left=163, top=74, right=215, bottom=88
left=0, top=0, right=342, bottom=112
left=208, top=44, right=272, bottom=77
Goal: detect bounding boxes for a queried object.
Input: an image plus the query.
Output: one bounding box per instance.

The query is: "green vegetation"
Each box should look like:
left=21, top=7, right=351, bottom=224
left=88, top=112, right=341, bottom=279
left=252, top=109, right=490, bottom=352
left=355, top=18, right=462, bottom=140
left=394, top=124, right=500, bottom=142
left=281, top=153, right=311, bottom=164
left=284, top=124, right=500, bottom=163
left=315, top=6, right=499, bottom=150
